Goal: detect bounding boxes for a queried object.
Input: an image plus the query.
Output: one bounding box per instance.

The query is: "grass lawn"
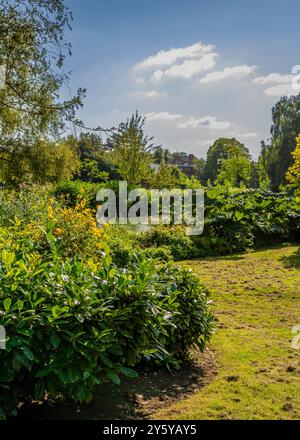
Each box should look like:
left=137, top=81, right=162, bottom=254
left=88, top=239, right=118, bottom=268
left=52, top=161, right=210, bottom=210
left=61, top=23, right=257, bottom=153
left=154, top=245, right=300, bottom=420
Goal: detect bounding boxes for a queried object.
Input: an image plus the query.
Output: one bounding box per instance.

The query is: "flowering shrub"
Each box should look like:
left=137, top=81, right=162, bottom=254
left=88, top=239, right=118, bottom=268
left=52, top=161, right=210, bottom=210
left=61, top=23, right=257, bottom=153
left=286, top=134, right=300, bottom=201
left=0, top=190, right=109, bottom=262
left=47, top=195, right=109, bottom=258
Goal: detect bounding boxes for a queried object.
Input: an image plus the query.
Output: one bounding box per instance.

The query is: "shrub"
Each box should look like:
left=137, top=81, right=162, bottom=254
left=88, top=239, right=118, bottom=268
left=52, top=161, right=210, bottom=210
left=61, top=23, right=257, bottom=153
left=0, top=190, right=109, bottom=262
left=0, top=244, right=213, bottom=419
left=139, top=225, right=195, bottom=260
left=157, top=265, right=214, bottom=356
left=105, top=225, right=141, bottom=266
left=46, top=196, right=109, bottom=259
left=51, top=180, right=99, bottom=208
left=142, top=245, right=173, bottom=262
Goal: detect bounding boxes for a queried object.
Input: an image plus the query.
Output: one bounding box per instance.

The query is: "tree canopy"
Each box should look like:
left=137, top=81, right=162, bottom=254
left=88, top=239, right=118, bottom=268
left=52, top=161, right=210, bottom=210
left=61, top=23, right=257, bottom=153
left=204, top=138, right=250, bottom=183
left=108, top=112, right=154, bottom=186
left=0, top=0, right=86, bottom=182
left=259, top=94, right=300, bottom=190
left=286, top=134, right=300, bottom=200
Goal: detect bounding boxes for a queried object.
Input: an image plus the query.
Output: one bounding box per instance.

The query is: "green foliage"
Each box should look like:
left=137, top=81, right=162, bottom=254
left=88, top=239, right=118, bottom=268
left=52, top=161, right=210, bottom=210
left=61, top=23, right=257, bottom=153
left=71, top=133, right=113, bottom=182
left=139, top=189, right=300, bottom=260
left=149, top=164, right=184, bottom=189
left=152, top=146, right=172, bottom=165
left=0, top=139, right=80, bottom=186
left=106, top=226, right=139, bottom=266
left=204, top=138, right=250, bottom=183
left=0, top=0, right=85, bottom=181
left=148, top=164, right=197, bottom=190
left=286, top=134, right=300, bottom=201
left=142, top=245, right=173, bottom=262
left=216, top=155, right=258, bottom=188
left=140, top=225, right=195, bottom=260
left=108, top=112, right=154, bottom=185
left=158, top=265, right=214, bottom=356
left=51, top=180, right=99, bottom=208
left=259, top=94, right=300, bottom=190
left=0, top=240, right=213, bottom=418
left=201, top=188, right=300, bottom=252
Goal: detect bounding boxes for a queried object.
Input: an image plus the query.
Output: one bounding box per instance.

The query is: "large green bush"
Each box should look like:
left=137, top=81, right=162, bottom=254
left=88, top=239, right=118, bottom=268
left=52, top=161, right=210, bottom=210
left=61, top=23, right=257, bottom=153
left=0, top=241, right=213, bottom=419
left=139, top=225, right=195, bottom=260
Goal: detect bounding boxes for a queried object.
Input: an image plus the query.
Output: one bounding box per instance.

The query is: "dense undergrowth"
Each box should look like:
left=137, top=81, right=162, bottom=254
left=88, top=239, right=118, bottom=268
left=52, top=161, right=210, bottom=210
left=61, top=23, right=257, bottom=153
left=0, top=187, right=213, bottom=419
left=0, top=182, right=299, bottom=418
left=51, top=181, right=300, bottom=262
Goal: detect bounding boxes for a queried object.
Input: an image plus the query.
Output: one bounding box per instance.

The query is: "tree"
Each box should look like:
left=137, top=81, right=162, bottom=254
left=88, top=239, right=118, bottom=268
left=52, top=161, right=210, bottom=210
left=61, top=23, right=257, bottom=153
left=0, top=139, right=80, bottom=184
left=259, top=94, right=300, bottom=191
left=152, top=146, right=171, bottom=164
left=109, top=112, right=154, bottom=186
left=193, top=157, right=206, bottom=183
left=286, top=134, right=300, bottom=200
left=73, top=133, right=111, bottom=182
left=258, top=140, right=271, bottom=189
left=0, top=0, right=86, bottom=182
left=149, top=164, right=186, bottom=189
left=204, top=138, right=250, bottom=183
left=216, top=155, right=253, bottom=187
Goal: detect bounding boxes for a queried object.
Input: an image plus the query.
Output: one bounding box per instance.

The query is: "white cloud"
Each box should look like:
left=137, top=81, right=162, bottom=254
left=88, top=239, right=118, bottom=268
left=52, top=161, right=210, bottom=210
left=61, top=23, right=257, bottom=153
left=144, top=91, right=161, bottom=97
left=134, top=90, right=163, bottom=98
left=145, top=112, right=183, bottom=121
left=253, top=72, right=295, bottom=96
left=153, top=53, right=218, bottom=80
left=200, top=65, right=256, bottom=84
left=133, top=41, right=218, bottom=82
left=145, top=112, right=231, bottom=130
left=126, top=42, right=290, bottom=157
left=253, top=73, right=293, bottom=85
left=152, top=70, right=164, bottom=81
left=264, top=83, right=295, bottom=97
left=135, top=41, right=215, bottom=69
left=240, top=131, right=258, bottom=138
left=178, top=115, right=231, bottom=130
left=135, top=76, right=146, bottom=85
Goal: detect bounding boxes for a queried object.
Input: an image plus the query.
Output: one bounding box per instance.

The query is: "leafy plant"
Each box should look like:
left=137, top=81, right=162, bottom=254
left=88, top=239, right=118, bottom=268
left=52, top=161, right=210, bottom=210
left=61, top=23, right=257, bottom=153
left=0, top=235, right=213, bottom=418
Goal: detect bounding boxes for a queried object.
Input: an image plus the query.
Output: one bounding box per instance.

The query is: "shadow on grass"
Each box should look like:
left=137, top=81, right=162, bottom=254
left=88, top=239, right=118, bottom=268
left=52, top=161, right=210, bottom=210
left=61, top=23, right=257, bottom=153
left=16, top=350, right=216, bottom=420
left=280, top=248, right=300, bottom=268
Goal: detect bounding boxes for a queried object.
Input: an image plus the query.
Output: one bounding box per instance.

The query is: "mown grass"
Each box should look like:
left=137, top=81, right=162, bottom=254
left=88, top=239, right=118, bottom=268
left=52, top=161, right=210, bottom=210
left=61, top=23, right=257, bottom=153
left=154, top=245, right=300, bottom=420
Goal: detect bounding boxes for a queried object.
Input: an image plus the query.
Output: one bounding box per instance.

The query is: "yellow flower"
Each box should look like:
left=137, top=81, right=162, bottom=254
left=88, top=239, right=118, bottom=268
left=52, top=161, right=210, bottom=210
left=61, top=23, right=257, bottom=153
left=47, top=206, right=54, bottom=219
left=53, top=227, right=64, bottom=236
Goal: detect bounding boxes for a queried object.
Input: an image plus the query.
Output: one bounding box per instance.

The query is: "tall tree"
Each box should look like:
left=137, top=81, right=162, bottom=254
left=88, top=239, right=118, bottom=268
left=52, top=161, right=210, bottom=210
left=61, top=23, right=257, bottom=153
left=73, top=132, right=112, bottom=182
left=260, top=94, right=300, bottom=191
left=193, top=157, right=206, bottom=183
left=109, top=112, right=154, bottom=186
left=216, top=155, right=255, bottom=188
left=204, top=138, right=250, bottom=183
left=0, top=0, right=87, bottom=180
left=152, top=146, right=171, bottom=164
left=286, top=134, right=300, bottom=200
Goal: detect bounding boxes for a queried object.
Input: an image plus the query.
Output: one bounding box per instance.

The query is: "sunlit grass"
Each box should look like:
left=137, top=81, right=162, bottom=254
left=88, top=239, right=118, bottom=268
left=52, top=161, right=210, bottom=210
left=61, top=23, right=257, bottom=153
left=154, top=245, right=300, bottom=420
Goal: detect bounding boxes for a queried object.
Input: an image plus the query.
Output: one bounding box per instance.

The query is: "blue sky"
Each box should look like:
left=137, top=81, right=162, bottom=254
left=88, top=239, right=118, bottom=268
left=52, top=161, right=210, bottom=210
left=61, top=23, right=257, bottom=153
left=64, top=0, right=300, bottom=158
